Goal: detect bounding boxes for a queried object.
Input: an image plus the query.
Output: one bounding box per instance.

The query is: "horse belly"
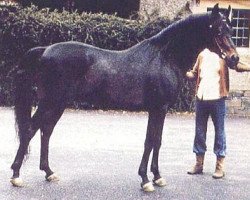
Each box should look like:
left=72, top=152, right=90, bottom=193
left=107, top=83, right=144, bottom=110
left=79, top=75, right=145, bottom=110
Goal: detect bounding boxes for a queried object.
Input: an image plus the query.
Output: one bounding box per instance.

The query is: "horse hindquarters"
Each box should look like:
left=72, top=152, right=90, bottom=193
left=11, top=51, right=66, bottom=186
left=138, top=108, right=167, bottom=192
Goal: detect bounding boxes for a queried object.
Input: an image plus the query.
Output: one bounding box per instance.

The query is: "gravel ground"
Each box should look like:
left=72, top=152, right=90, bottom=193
left=0, top=107, right=249, bottom=200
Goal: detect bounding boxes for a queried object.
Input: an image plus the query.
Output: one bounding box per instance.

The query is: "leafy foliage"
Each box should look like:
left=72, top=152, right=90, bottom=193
left=0, top=4, right=195, bottom=111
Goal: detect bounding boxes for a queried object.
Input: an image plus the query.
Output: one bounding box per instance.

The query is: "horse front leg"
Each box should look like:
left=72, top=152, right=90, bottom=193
left=138, top=109, right=166, bottom=192
left=138, top=139, right=153, bottom=192
left=150, top=109, right=167, bottom=187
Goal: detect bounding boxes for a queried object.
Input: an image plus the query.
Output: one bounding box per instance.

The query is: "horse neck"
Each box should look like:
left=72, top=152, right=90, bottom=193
left=123, top=39, right=158, bottom=62
left=149, top=14, right=211, bottom=70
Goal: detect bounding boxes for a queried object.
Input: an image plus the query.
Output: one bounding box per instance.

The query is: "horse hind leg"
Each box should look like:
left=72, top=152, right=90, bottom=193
left=39, top=104, right=65, bottom=182
left=10, top=136, right=33, bottom=187
left=10, top=110, right=42, bottom=187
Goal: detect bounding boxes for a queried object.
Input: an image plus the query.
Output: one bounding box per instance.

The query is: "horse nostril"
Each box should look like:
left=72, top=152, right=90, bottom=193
left=231, top=54, right=239, bottom=63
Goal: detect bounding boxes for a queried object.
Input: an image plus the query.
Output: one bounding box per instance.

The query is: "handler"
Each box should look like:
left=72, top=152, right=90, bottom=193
left=186, top=48, right=250, bottom=179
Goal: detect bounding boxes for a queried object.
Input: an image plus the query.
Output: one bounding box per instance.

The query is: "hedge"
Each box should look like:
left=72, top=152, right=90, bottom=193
left=0, top=4, right=195, bottom=111
left=17, top=0, right=140, bottom=19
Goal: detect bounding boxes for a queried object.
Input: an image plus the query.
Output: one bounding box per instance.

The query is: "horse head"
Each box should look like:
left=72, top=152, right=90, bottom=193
left=208, top=4, right=239, bottom=69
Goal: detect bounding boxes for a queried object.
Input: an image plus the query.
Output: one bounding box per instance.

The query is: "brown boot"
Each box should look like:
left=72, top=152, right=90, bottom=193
left=212, top=157, right=225, bottom=179
left=187, top=155, right=204, bottom=175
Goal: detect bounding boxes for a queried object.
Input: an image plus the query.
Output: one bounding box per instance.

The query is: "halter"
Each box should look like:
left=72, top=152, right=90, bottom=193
left=209, top=18, right=234, bottom=60
left=214, top=37, right=226, bottom=59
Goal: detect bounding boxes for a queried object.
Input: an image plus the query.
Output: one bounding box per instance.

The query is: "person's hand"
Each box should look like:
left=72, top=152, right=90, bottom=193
left=236, top=61, right=250, bottom=72
left=186, top=70, right=196, bottom=79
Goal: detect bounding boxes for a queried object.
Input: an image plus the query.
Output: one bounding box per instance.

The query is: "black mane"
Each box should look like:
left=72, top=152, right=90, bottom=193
left=151, top=13, right=210, bottom=44
left=148, top=13, right=211, bottom=70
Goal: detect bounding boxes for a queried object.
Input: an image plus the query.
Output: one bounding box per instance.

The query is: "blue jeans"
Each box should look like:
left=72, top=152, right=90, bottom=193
left=193, top=98, right=226, bottom=157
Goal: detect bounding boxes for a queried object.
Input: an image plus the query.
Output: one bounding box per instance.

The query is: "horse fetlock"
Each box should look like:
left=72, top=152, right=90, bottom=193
left=11, top=163, right=17, bottom=170
left=11, top=162, right=21, bottom=173
left=42, top=167, right=54, bottom=179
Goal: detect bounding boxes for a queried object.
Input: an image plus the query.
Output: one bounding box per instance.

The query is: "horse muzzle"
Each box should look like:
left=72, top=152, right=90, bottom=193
left=224, top=53, right=239, bottom=70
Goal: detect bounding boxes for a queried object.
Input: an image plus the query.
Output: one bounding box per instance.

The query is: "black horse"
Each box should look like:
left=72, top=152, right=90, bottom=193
left=11, top=4, right=239, bottom=191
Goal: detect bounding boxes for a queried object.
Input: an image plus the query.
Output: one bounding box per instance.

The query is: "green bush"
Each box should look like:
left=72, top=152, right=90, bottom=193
left=0, top=4, right=195, bottom=111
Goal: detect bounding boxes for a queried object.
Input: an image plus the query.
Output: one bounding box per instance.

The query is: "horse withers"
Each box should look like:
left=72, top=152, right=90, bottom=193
left=11, top=4, right=239, bottom=191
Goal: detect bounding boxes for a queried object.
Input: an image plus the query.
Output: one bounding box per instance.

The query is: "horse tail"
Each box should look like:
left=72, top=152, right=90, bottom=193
left=14, top=47, right=46, bottom=146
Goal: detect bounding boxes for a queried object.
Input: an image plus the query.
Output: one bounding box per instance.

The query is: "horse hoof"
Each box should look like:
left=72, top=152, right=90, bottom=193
left=142, top=182, right=155, bottom=192
left=10, top=177, right=24, bottom=187
left=46, top=173, right=59, bottom=182
left=153, top=177, right=167, bottom=187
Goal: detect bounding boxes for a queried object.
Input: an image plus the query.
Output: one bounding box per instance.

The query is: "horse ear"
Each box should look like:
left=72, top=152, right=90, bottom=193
left=211, top=3, right=219, bottom=16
